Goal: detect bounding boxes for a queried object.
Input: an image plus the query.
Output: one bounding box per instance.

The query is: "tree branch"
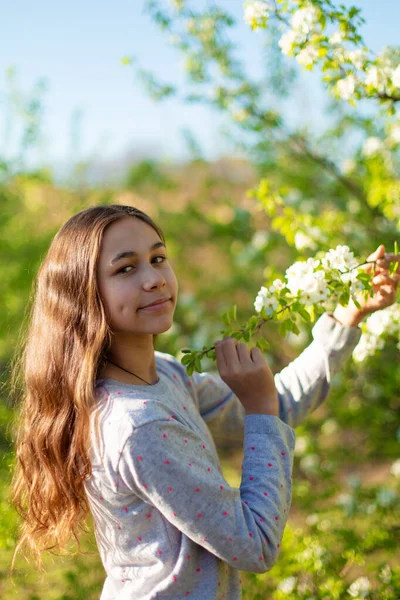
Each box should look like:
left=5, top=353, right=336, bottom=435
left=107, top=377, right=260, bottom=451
left=377, top=92, right=400, bottom=103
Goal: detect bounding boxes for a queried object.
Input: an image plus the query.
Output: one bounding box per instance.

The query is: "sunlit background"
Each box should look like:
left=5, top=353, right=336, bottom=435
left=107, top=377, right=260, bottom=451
left=1, top=0, right=399, bottom=181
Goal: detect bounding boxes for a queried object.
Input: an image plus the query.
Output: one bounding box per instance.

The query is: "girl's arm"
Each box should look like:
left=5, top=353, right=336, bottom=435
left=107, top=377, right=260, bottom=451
left=179, top=311, right=361, bottom=449
left=119, top=413, right=295, bottom=574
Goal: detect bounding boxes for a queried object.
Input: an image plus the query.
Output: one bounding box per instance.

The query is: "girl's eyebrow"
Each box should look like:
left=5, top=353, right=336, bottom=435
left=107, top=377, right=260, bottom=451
left=110, top=242, right=166, bottom=265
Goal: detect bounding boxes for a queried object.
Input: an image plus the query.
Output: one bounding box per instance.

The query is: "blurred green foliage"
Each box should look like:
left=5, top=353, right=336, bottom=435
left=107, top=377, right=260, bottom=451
left=1, top=1, right=400, bottom=597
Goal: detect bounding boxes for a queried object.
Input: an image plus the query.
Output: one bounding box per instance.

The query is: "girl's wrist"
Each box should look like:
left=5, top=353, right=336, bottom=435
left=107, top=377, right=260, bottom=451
left=332, top=303, right=366, bottom=328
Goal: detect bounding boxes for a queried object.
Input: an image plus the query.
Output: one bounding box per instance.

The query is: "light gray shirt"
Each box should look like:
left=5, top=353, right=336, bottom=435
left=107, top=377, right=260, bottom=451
left=84, top=312, right=361, bottom=599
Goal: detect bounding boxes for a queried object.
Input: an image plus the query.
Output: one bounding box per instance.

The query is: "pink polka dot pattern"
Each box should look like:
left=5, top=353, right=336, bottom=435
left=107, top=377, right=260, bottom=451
left=96, top=328, right=369, bottom=598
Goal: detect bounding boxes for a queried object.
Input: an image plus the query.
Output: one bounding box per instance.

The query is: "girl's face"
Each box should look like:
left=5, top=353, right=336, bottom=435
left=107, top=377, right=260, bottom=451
left=96, top=216, right=178, bottom=336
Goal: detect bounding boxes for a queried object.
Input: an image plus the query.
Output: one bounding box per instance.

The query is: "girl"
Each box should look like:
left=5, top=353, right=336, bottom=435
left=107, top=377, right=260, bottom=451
left=9, top=204, right=399, bottom=600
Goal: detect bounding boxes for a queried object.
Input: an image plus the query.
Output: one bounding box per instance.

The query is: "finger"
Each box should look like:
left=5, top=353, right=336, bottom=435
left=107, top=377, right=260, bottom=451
left=377, top=253, right=400, bottom=269
left=250, top=346, right=263, bottom=364
left=382, top=253, right=400, bottom=262
left=372, top=273, right=393, bottom=286
left=367, top=244, right=385, bottom=262
left=214, top=340, right=228, bottom=370
left=377, top=287, right=391, bottom=299
left=236, top=342, right=253, bottom=366
left=219, top=337, right=240, bottom=369
left=374, top=273, right=400, bottom=289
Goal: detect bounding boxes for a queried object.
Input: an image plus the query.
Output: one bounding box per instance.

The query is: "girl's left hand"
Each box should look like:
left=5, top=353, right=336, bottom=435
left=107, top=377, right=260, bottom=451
left=333, top=245, right=400, bottom=328
left=356, top=245, right=400, bottom=316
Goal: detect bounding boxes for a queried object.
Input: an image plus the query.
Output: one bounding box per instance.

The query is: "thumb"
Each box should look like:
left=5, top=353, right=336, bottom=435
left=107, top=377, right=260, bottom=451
left=367, top=244, right=385, bottom=261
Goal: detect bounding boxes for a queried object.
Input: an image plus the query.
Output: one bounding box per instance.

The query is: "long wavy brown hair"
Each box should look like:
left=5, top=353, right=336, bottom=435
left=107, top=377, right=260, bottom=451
left=8, top=204, right=165, bottom=574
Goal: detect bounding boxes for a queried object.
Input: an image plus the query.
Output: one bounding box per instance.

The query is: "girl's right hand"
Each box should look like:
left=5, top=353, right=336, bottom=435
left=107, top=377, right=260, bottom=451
left=214, top=337, right=279, bottom=416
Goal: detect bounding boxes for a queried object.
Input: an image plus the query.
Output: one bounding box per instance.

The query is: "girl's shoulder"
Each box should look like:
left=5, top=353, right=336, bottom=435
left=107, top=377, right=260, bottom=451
left=155, top=350, right=189, bottom=380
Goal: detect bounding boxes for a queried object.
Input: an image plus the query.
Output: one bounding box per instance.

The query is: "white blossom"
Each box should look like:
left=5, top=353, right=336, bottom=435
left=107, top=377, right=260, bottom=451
left=390, top=459, right=400, bottom=478
left=365, top=65, right=392, bottom=90
left=300, top=453, right=320, bottom=473
left=392, top=64, right=400, bottom=88
left=332, top=46, right=347, bottom=63
left=278, top=30, right=297, bottom=56
left=347, top=49, right=367, bottom=70
left=243, top=0, right=271, bottom=28
left=294, top=436, right=308, bottom=456
left=322, top=245, right=358, bottom=271
left=365, top=66, right=380, bottom=87
left=294, top=231, right=317, bottom=251
left=321, top=418, right=338, bottom=435
left=341, top=268, right=365, bottom=295
left=353, top=333, right=385, bottom=362
left=329, top=30, right=345, bottom=45
left=285, top=257, right=320, bottom=294
left=296, top=46, right=319, bottom=67
left=362, top=137, right=384, bottom=157
left=388, top=125, right=400, bottom=144
left=285, top=259, right=329, bottom=305
left=291, top=5, right=320, bottom=35
left=254, top=286, right=278, bottom=315
left=365, top=304, right=400, bottom=337
left=348, top=576, right=371, bottom=598
left=298, top=271, right=330, bottom=306
left=353, top=304, right=400, bottom=361
left=269, top=278, right=285, bottom=293
left=305, top=513, right=319, bottom=525
left=380, top=564, right=392, bottom=584
left=251, top=243, right=398, bottom=363
left=277, top=576, right=297, bottom=594
left=336, top=74, right=356, bottom=100
left=251, top=230, right=268, bottom=248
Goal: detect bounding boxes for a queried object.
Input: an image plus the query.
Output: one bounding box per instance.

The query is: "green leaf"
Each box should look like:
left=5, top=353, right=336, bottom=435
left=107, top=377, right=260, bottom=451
left=256, top=337, right=270, bottom=351
left=390, top=261, right=399, bottom=276
left=286, top=319, right=295, bottom=332
left=291, top=322, right=300, bottom=335
left=231, top=331, right=242, bottom=340
left=357, top=272, right=372, bottom=282
left=194, top=356, right=202, bottom=372
left=243, top=330, right=251, bottom=342
left=181, top=354, right=192, bottom=366
left=228, top=304, right=237, bottom=322
left=221, top=312, right=231, bottom=326
left=219, top=327, right=233, bottom=337
left=389, top=240, right=398, bottom=275
left=339, top=288, right=350, bottom=305
left=181, top=348, right=192, bottom=354
left=279, top=320, right=288, bottom=336
left=297, top=306, right=311, bottom=322
left=247, top=315, right=259, bottom=329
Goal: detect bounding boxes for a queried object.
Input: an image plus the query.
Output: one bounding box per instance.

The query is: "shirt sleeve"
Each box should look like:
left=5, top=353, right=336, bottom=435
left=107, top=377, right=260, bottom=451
left=190, top=311, right=362, bottom=447
left=118, top=414, right=296, bottom=574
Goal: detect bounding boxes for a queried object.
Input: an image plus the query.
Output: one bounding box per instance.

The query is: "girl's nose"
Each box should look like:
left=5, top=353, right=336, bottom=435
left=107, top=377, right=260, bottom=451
left=143, top=266, right=166, bottom=287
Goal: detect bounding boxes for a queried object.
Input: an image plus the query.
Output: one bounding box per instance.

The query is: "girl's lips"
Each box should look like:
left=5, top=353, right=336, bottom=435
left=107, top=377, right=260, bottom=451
left=138, top=298, right=171, bottom=311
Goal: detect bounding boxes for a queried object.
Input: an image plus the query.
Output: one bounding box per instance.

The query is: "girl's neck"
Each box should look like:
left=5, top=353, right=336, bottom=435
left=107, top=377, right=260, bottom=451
left=98, top=362, right=159, bottom=385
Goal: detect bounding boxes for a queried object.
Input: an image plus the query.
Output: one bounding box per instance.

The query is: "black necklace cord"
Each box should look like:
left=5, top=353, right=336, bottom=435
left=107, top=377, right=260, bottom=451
left=106, top=359, right=159, bottom=386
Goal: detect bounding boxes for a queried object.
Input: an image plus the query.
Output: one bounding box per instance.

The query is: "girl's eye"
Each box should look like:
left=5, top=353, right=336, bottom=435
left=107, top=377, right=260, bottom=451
left=117, top=255, right=167, bottom=274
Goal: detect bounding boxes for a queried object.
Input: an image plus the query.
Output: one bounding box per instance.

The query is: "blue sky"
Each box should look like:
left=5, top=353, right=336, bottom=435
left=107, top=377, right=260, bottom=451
left=0, top=0, right=399, bottom=177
